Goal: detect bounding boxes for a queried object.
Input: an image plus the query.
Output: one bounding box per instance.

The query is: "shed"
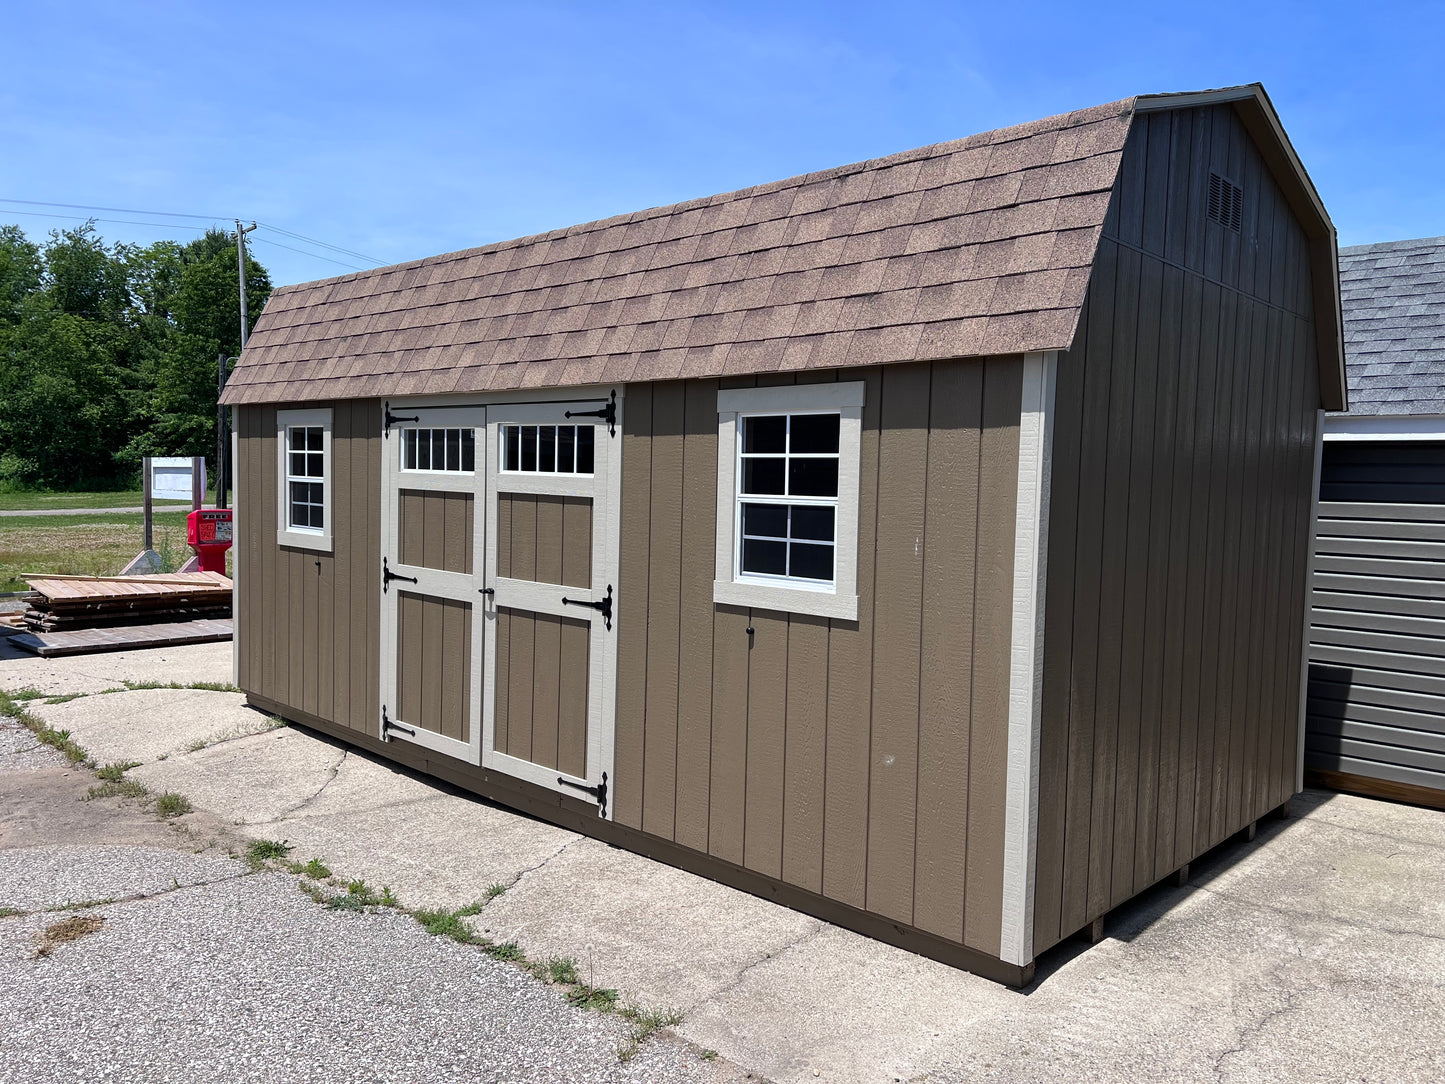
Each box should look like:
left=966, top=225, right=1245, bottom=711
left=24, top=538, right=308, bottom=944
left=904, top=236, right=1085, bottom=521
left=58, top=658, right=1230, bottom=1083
left=1306, top=235, right=1445, bottom=809
left=220, top=83, right=1346, bottom=985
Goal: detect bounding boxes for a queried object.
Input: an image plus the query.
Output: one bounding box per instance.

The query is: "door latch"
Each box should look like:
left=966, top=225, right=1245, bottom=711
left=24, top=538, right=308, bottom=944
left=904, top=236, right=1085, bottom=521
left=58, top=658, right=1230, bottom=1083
left=381, top=706, right=415, bottom=740
left=561, top=584, right=612, bottom=630
left=564, top=389, right=617, bottom=437
left=382, top=557, right=418, bottom=593
left=558, top=771, right=608, bottom=817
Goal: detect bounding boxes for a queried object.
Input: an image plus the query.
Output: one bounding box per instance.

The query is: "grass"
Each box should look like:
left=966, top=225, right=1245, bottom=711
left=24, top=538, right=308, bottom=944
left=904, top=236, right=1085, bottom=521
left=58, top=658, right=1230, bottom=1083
left=486, top=882, right=508, bottom=899
left=0, top=907, right=21, bottom=919
left=152, top=792, right=192, bottom=818
left=121, top=679, right=241, bottom=693
left=0, top=488, right=211, bottom=512
left=0, top=688, right=91, bottom=765
left=245, top=839, right=293, bottom=864
left=86, top=778, right=148, bottom=801
left=95, top=761, right=141, bottom=781
left=700, top=1049, right=718, bottom=1062
left=0, top=509, right=232, bottom=591
left=294, top=858, right=331, bottom=880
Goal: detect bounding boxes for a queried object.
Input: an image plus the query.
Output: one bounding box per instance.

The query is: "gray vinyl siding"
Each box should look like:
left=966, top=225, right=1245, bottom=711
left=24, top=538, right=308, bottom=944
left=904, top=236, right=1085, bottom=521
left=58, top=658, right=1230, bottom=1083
left=1306, top=442, right=1445, bottom=797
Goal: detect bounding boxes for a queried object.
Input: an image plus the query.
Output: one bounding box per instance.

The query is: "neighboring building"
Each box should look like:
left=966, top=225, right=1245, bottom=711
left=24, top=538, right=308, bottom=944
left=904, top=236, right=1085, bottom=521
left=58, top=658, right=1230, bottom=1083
left=1306, top=236, right=1445, bottom=809
left=220, top=83, right=1345, bottom=985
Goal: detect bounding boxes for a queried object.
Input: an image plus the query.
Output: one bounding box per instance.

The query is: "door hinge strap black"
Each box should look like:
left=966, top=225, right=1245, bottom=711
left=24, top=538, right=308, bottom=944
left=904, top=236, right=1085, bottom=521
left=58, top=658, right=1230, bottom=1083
left=558, top=771, right=608, bottom=817
left=560, top=584, right=612, bottom=630
left=382, top=556, right=419, bottom=593
left=383, top=401, right=420, bottom=433
left=564, top=389, right=617, bottom=437
left=381, top=706, right=415, bottom=739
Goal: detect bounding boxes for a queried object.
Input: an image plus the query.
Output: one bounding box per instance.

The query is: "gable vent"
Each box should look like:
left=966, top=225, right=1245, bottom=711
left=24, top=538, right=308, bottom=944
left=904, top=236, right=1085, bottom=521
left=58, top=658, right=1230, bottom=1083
left=1208, top=172, right=1243, bottom=232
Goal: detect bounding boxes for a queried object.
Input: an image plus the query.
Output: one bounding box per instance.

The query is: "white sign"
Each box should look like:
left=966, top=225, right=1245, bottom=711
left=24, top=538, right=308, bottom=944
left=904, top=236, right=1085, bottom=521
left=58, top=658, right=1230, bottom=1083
left=150, top=457, right=201, bottom=502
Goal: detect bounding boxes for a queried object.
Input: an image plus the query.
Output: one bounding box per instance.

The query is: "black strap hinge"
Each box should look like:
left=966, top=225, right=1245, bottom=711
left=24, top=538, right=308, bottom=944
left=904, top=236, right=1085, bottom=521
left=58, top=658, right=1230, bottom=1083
left=558, top=771, right=608, bottom=817
left=383, top=556, right=418, bottom=593
left=564, top=390, right=617, bottom=437
left=383, top=401, right=419, bottom=434
left=381, top=706, right=415, bottom=739
left=561, top=584, right=612, bottom=630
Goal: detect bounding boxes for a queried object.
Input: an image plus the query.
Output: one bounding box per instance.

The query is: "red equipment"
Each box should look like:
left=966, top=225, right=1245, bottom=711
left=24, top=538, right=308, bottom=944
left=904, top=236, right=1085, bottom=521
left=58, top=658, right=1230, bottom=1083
left=186, top=508, right=234, bottom=574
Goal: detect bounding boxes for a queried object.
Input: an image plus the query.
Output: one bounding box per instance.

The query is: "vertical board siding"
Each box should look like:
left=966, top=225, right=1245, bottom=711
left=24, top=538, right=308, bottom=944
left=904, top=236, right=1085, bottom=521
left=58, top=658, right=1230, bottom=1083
left=616, top=359, right=1020, bottom=954
left=493, top=608, right=590, bottom=773
left=398, top=490, right=475, bottom=574
left=1031, top=103, right=1322, bottom=954
left=397, top=592, right=472, bottom=742
left=236, top=400, right=383, bottom=737
left=493, top=494, right=592, bottom=587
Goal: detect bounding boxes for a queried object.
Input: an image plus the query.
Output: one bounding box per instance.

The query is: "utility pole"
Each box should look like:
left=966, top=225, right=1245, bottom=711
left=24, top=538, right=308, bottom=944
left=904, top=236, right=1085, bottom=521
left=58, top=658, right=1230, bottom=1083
left=220, top=220, right=258, bottom=510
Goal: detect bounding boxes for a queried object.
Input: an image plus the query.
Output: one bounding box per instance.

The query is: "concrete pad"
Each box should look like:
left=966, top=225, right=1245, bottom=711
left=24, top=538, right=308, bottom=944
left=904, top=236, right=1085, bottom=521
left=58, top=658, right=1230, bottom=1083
left=130, top=728, right=344, bottom=824
left=474, top=836, right=823, bottom=1010
left=28, top=688, right=276, bottom=765
left=281, top=745, right=454, bottom=818
left=0, top=637, right=232, bottom=695
left=252, top=779, right=579, bottom=912
left=0, top=844, right=243, bottom=911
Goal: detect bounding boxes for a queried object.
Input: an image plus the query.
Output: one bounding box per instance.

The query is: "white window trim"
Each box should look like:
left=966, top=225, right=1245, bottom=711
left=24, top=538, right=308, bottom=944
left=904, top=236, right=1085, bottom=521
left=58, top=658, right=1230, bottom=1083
left=714, top=382, right=864, bottom=621
left=276, top=407, right=333, bottom=552
left=1322, top=412, right=1445, bottom=441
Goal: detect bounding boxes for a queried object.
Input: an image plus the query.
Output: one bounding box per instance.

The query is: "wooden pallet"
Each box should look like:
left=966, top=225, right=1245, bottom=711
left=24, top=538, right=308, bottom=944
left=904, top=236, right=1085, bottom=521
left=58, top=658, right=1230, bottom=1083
left=2, top=618, right=233, bottom=657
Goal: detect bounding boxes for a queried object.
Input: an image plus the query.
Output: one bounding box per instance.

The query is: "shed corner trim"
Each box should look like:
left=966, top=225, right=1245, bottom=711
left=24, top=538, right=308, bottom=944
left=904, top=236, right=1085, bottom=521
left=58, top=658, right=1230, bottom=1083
left=999, top=350, right=1058, bottom=967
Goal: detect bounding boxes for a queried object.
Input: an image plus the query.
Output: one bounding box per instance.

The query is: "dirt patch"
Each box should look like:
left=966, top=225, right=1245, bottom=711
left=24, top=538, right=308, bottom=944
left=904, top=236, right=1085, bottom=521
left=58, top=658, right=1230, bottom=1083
left=34, top=913, right=104, bottom=957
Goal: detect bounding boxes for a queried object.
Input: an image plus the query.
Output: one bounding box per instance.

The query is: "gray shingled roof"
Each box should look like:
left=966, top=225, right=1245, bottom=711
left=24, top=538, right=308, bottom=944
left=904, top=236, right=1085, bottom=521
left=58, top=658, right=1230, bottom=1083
left=221, top=98, right=1135, bottom=405
left=1339, top=236, right=1445, bottom=416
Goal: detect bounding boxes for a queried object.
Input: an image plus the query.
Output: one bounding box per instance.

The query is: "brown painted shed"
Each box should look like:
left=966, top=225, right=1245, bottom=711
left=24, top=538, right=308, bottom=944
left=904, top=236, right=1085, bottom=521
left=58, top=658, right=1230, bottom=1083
left=220, top=83, right=1346, bottom=985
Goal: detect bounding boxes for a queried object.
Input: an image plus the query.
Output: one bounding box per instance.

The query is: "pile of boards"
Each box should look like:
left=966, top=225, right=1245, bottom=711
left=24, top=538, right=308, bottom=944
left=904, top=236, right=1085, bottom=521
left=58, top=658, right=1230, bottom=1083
left=12, top=572, right=232, bottom=632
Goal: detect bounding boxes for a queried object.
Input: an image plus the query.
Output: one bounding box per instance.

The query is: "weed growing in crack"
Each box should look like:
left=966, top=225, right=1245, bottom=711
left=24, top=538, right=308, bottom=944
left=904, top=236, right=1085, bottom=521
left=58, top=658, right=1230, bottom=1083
left=293, top=857, right=331, bottom=880
left=43, top=693, right=85, bottom=705
left=545, top=957, right=580, bottom=985
left=566, top=983, right=619, bottom=1012
left=95, top=761, right=141, bottom=781
left=615, top=1004, right=685, bottom=1062
left=120, top=680, right=241, bottom=693
left=486, top=883, right=508, bottom=899
left=86, top=779, right=148, bottom=801
left=152, top=792, right=192, bottom=818
left=378, top=886, right=400, bottom=908
left=413, top=907, right=485, bottom=944
left=0, top=907, right=22, bottom=918
left=483, top=941, right=525, bottom=962
left=700, top=1049, right=718, bottom=1062
left=0, top=690, right=92, bottom=766
left=245, top=839, right=293, bottom=865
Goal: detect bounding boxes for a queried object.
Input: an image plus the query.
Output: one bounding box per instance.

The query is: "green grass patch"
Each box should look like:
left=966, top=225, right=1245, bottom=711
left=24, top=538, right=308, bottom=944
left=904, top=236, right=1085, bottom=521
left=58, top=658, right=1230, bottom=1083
left=700, top=1049, right=718, bottom=1061
left=7, top=688, right=45, bottom=702
left=95, top=761, right=141, bottom=781
left=294, top=858, right=331, bottom=880
left=42, top=693, right=86, bottom=705
left=413, top=906, right=487, bottom=944
left=0, top=689, right=92, bottom=765
left=0, top=509, right=228, bottom=591
left=0, top=489, right=211, bottom=512
left=85, top=778, right=148, bottom=801
left=121, top=680, right=241, bottom=694
left=245, top=839, right=293, bottom=863
left=152, top=792, right=192, bottom=818
left=486, top=882, right=508, bottom=899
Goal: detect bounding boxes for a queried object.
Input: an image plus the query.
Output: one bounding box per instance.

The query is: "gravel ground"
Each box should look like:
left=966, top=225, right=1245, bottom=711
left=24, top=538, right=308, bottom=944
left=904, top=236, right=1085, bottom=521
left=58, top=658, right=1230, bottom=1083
left=0, top=867, right=738, bottom=1084
left=0, top=713, right=63, bottom=771
left=0, top=845, right=244, bottom=912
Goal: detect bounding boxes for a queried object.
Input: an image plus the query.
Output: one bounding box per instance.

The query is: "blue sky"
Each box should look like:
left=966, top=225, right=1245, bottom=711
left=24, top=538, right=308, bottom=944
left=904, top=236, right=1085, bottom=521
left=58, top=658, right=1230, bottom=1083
left=3, top=1, right=1441, bottom=285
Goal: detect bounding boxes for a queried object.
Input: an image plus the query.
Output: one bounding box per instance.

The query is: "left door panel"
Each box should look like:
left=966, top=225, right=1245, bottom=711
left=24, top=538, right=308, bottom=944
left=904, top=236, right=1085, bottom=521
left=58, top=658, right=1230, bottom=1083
left=380, top=406, right=486, bottom=762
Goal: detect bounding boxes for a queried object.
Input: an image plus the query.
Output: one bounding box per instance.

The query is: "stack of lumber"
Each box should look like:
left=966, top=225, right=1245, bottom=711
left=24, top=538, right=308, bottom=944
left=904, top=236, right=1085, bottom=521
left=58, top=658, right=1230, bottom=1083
left=18, top=572, right=232, bottom=632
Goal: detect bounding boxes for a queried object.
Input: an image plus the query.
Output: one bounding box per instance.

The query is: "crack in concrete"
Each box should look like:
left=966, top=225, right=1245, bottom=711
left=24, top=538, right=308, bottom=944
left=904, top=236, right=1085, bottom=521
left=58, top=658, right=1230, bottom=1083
left=1209, top=973, right=1309, bottom=1081
left=259, top=749, right=349, bottom=824
left=1282, top=813, right=1443, bottom=850
left=501, top=836, right=585, bottom=896
left=1, top=867, right=254, bottom=921
left=687, top=920, right=829, bottom=1012
left=1189, top=882, right=1445, bottom=945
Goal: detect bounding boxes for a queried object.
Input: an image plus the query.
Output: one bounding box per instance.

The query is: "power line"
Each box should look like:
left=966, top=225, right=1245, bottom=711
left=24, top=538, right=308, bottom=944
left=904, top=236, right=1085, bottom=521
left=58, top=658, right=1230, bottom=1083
left=248, top=235, right=367, bottom=272
left=254, top=221, right=385, bottom=266
left=1, top=208, right=213, bottom=232
left=0, top=197, right=229, bottom=221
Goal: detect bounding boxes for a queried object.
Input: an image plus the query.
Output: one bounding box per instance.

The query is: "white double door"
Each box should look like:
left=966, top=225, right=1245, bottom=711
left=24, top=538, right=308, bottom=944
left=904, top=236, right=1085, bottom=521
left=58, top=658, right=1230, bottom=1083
left=378, top=394, right=619, bottom=814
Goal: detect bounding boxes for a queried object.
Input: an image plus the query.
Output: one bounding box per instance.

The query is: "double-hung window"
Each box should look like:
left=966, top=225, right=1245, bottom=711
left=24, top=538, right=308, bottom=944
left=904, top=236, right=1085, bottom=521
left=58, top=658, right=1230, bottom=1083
left=714, top=382, right=864, bottom=620
left=276, top=408, right=332, bottom=551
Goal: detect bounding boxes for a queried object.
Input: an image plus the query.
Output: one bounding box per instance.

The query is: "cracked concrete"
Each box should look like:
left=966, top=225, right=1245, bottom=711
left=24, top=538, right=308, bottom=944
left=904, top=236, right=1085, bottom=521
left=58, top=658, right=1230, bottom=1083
left=5, top=642, right=1444, bottom=1084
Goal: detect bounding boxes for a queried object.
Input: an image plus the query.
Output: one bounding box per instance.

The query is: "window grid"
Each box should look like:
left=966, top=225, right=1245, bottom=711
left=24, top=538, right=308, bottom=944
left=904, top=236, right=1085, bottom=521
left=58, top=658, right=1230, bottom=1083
left=735, top=412, right=840, bottom=586
left=501, top=423, right=595, bottom=475
left=286, top=425, right=325, bottom=531
left=401, top=427, right=476, bottom=473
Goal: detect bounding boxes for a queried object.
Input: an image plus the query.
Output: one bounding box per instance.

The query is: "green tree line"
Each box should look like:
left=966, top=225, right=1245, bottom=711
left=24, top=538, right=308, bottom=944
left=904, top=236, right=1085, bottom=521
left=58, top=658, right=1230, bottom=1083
left=0, top=221, right=271, bottom=489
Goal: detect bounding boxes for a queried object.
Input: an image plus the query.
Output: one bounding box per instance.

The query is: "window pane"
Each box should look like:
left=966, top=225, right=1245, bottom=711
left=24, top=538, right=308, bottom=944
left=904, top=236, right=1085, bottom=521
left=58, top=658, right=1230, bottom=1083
left=307, top=426, right=323, bottom=451
left=504, top=425, right=519, bottom=471
left=790, top=413, right=840, bottom=454
left=307, top=451, right=324, bottom=478
left=741, top=502, right=788, bottom=539
left=289, top=451, right=307, bottom=478
left=433, top=430, right=447, bottom=470
left=789, top=542, right=833, bottom=581
left=558, top=425, right=575, bottom=473
left=742, top=457, right=785, bottom=495
left=539, top=425, right=557, bottom=472
left=404, top=429, right=416, bottom=470
left=790, top=505, right=835, bottom=542
left=521, top=426, right=537, bottom=471
left=741, top=538, right=787, bottom=576
left=446, top=429, right=460, bottom=471
left=418, top=431, right=431, bottom=470
left=576, top=426, right=594, bottom=474
left=289, top=427, right=306, bottom=451
left=462, top=429, right=475, bottom=472
left=743, top=415, right=786, bottom=454
left=789, top=458, right=838, bottom=497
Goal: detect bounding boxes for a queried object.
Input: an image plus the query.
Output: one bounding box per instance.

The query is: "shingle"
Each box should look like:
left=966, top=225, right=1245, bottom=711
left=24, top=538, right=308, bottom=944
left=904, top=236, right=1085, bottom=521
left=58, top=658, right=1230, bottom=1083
left=224, top=89, right=1139, bottom=403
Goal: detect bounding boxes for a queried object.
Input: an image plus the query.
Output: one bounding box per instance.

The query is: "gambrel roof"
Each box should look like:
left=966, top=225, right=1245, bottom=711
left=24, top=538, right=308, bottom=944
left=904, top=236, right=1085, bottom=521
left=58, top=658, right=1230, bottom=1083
left=222, top=84, right=1344, bottom=407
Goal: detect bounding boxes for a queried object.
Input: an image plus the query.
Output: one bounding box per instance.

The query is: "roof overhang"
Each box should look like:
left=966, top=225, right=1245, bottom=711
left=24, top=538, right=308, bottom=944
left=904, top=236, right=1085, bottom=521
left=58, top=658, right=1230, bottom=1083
left=1137, top=84, right=1347, bottom=411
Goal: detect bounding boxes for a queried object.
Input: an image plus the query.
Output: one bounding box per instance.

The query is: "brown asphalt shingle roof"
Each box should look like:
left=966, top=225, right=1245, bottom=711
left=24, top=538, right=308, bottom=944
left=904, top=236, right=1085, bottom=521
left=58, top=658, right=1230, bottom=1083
left=221, top=96, right=1136, bottom=405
